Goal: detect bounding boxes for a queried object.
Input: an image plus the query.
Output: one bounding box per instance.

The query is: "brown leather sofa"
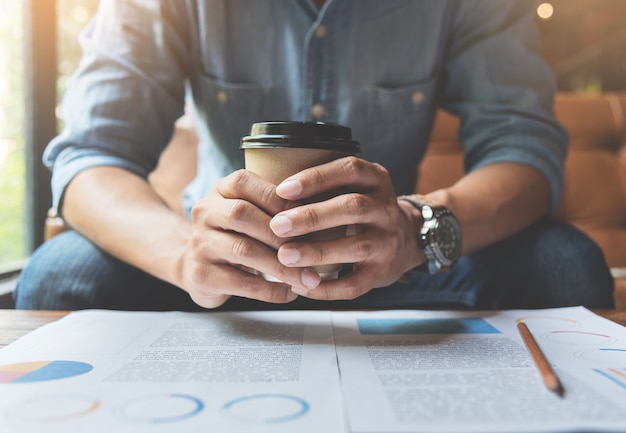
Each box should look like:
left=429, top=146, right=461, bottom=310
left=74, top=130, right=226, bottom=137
left=46, top=92, right=626, bottom=308
left=419, top=92, right=626, bottom=308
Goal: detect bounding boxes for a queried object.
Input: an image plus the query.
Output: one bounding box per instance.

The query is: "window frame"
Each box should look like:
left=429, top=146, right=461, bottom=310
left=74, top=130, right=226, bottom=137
left=23, top=0, right=57, bottom=253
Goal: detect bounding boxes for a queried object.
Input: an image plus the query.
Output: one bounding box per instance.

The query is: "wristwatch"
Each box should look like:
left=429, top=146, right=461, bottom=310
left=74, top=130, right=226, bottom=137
left=399, top=196, right=463, bottom=274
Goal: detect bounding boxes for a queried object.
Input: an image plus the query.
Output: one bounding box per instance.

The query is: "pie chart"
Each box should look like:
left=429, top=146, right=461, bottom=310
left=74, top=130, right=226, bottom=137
left=0, top=360, right=93, bottom=383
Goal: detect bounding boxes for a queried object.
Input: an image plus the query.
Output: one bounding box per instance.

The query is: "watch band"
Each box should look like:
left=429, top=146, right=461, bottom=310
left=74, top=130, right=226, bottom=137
left=398, top=196, right=432, bottom=274
left=398, top=195, right=429, bottom=274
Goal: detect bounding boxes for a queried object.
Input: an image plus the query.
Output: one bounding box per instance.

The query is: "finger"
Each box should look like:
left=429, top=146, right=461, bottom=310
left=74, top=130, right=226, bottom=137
left=199, top=230, right=321, bottom=290
left=217, top=169, right=290, bottom=216
left=277, top=230, right=388, bottom=268
left=270, top=192, right=384, bottom=237
left=290, top=270, right=375, bottom=301
left=276, top=157, right=389, bottom=200
left=206, top=196, right=289, bottom=249
left=187, top=261, right=299, bottom=307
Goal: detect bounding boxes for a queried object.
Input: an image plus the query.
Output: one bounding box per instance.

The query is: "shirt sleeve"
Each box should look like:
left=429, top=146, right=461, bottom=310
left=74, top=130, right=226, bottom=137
left=43, top=0, right=190, bottom=213
left=440, top=0, right=568, bottom=213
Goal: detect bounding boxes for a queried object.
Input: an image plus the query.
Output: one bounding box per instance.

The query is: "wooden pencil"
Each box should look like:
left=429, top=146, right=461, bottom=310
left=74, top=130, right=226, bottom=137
left=517, top=321, right=565, bottom=397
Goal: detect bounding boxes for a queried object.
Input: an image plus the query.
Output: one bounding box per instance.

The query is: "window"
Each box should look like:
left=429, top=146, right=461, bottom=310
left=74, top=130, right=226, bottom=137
left=0, top=0, right=98, bottom=275
left=0, top=1, right=26, bottom=272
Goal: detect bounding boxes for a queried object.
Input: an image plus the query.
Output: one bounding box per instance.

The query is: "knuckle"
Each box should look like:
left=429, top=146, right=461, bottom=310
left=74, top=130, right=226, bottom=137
left=239, top=273, right=263, bottom=293
left=259, top=183, right=277, bottom=205
left=307, top=167, right=326, bottom=187
left=190, top=205, right=200, bottom=220
left=315, top=244, right=331, bottom=263
left=302, top=207, right=321, bottom=229
left=229, top=169, right=251, bottom=193
left=340, top=156, right=365, bottom=177
left=231, top=237, right=255, bottom=260
left=212, top=176, right=227, bottom=192
left=189, top=261, right=210, bottom=286
left=230, top=168, right=249, bottom=184
left=345, top=193, right=369, bottom=218
left=225, top=199, right=249, bottom=222
left=190, top=230, right=204, bottom=251
left=372, top=162, right=389, bottom=177
left=190, top=200, right=206, bottom=221
left=342, top=282, right=362, bottom=300
left=352, top=239, right=375, bottom=259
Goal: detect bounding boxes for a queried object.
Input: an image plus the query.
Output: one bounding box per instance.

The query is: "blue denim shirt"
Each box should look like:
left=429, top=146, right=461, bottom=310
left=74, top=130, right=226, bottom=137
left=45, top=0, right=567, bottom=217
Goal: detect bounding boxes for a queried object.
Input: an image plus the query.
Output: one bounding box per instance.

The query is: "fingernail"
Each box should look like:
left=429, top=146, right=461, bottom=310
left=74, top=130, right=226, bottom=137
left=301, top=268, right=321, bottom=289
left=276, top=178, right=302, bottom=198
left=271, top=214, right=293, bottom=236
left=280, top=247, right=300, bottom=265
left=286, top=290, right=299, bottom=302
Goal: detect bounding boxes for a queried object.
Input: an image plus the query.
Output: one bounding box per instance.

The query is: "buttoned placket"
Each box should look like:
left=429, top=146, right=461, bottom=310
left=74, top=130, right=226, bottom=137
left=302, top=3, right=336, bottom=123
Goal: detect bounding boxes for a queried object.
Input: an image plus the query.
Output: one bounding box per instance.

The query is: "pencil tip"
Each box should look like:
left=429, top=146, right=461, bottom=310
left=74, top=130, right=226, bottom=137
left=546, top=376, right=565, bottom=397
left=553, top=384, right=565, bottom=398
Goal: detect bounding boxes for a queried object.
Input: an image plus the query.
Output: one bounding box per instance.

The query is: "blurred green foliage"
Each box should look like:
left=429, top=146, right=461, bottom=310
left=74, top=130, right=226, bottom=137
left=0, top=1, right=26, bottom=267
left=0, top=0, right=98, bottom=268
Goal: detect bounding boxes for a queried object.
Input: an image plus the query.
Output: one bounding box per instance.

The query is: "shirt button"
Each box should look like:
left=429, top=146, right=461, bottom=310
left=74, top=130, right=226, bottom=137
left=412, top=91, right=424, bottom=107
left=315, top=24, right=327, bottom=38
left=217, top=90, right=228, bottom=106
left=311, top=103, right=325, bottom=120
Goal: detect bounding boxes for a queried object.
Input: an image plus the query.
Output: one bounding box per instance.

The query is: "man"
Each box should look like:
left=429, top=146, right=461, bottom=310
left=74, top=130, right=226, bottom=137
left=15, top=0, right=614, bottom=311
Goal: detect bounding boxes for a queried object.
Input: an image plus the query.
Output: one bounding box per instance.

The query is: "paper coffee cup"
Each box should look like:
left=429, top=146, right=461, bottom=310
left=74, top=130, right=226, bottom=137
left=241, top=121, right=360, bottom=281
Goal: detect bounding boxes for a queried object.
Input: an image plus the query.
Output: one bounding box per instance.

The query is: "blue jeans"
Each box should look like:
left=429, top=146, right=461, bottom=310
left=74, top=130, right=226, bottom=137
left=15, top=219, right=615, bottom=311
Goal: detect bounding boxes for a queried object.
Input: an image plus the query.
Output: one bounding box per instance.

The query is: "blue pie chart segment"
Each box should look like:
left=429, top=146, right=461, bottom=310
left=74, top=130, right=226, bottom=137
left=0, top=361, right=93, bottom=383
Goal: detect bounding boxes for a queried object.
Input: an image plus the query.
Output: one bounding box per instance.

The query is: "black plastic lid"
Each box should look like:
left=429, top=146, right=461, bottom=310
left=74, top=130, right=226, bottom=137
left=241, top=121, right=360, bottom=153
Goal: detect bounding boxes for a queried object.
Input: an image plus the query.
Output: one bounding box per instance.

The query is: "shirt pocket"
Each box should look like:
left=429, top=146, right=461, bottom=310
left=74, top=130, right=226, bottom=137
left=194, top=73, right=269, bottom=150
left=365, top=77, right=440, bottom=161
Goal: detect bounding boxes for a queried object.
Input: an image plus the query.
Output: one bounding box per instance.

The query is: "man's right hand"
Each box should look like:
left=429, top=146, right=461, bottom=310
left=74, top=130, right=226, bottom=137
left=182, top=169, right=321, bottom=308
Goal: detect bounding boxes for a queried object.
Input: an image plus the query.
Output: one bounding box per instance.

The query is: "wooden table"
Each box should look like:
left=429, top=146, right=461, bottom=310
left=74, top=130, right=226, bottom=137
left=0, top=310, right=68, bottom=349
left=1, top=309, right=626, bottom=350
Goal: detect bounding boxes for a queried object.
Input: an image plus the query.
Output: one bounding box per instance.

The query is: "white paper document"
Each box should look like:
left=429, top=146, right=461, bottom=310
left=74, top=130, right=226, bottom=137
left=333, top=307, right=626, bottom=433
left=1, top=307, right=626, bottom=433
left=0, top=310, right=344, bottom=433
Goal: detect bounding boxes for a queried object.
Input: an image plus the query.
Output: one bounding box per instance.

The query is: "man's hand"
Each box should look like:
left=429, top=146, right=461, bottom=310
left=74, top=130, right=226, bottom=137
left=183, top=169, right=322, bottom=308
left=269, top=157, right=424, bottom=301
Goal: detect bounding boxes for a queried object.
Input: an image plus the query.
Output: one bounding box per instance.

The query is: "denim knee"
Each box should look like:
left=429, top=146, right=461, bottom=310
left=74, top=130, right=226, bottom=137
left=15, top=231, right=199, bottom=311
left=14, top=231, right=114, bottom=310
left=530, top=224, right=614, bottom=308
left=495, top=221, right=615, bottom=309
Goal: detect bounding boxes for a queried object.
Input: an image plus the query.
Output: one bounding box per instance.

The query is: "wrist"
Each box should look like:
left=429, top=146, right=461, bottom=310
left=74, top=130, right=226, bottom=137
left=141, top=219, right=193, bottom=290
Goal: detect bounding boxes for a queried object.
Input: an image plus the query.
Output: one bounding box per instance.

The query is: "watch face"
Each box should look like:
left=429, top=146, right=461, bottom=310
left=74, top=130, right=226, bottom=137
left=434, top=215, right=462, bottom=264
